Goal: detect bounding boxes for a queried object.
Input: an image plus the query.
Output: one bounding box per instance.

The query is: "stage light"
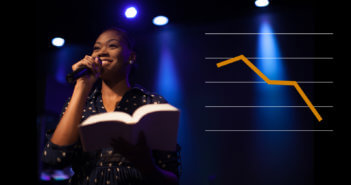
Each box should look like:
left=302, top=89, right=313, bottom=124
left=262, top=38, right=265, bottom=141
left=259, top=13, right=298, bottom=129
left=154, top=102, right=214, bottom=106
left=153, top=16, right=169, bottom=26
left=51, top=37, right=65, bottom=47
left=125, top=7, right=137, bottom=18
left=255, top=0, right=269, bottom=7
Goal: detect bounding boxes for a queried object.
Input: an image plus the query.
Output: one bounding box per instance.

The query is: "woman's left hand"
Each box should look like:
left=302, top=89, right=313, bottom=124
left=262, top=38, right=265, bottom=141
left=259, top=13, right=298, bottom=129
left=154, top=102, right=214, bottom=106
left=110, top=131, right=155, bottom=172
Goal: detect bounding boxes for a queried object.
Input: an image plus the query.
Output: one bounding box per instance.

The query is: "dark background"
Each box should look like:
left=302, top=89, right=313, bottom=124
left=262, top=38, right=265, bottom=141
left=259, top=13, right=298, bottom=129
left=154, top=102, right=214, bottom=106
left=35, top=0, right=338, bottom=184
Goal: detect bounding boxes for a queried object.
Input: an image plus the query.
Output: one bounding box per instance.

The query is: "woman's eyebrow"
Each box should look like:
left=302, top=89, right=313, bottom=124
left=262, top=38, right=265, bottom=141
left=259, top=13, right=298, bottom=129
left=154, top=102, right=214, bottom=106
left=95, top=39, right=120, bottom=45
left=106, top=39, right=120, bottom=43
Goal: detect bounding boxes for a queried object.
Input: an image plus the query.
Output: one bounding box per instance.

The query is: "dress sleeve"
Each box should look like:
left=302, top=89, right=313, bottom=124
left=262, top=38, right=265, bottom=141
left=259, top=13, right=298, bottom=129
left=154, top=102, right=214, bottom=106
left=42, top=130, right=82, bottom=169
left=41, top=97, right=82, bottom=169
left=152, top=144, right=182, bottom=178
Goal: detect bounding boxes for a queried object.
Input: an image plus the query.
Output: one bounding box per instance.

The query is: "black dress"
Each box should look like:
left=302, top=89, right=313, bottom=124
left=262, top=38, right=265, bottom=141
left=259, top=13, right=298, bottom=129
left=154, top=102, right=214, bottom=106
left=42, top=84, right=181, bottom=185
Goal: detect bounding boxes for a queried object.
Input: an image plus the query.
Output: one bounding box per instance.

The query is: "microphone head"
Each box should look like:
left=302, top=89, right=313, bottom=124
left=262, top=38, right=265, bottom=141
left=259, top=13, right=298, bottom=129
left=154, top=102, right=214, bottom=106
left=66, top=66, right=92, bottom=84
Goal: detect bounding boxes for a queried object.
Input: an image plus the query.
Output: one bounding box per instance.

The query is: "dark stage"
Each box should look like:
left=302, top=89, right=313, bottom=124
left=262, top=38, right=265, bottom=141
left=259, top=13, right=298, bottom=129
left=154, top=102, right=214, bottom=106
left=36, top=0, right=339, bottom=184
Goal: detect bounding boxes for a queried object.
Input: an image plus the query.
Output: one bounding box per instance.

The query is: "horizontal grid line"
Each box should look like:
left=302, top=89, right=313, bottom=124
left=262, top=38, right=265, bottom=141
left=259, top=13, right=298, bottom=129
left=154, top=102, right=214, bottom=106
left=204, top=33, right=334, bottom=35
left=205, top=106, right=334, bottom=108
left=204, top=129, right=334, bottom=132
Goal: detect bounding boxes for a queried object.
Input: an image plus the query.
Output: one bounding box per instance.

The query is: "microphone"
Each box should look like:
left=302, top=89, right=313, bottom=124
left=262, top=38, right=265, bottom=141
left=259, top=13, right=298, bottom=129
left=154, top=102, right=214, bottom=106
left=66, top=66, right=92, bottom=84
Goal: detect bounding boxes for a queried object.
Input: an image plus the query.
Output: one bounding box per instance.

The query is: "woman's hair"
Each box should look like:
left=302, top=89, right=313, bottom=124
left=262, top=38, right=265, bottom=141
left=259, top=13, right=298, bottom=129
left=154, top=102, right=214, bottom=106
left=102, top=27, right=135, bottom=52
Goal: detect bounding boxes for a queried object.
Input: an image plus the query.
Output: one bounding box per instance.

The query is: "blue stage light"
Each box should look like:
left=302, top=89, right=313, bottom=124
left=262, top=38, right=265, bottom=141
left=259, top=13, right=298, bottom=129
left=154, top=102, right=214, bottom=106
left=255, top=0, right=269, bottom=7
left=125, top=7, right=137, bottom=18
left=152, top=16, right=169, bottom=26
left=51, top=37, right=65, bottom=47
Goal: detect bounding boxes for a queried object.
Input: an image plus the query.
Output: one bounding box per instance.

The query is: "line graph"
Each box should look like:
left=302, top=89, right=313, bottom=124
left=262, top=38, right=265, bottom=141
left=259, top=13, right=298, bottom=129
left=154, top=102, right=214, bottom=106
left=216, top=55, right=323, bottom=122
left=206, top=57, right=334, bottom=60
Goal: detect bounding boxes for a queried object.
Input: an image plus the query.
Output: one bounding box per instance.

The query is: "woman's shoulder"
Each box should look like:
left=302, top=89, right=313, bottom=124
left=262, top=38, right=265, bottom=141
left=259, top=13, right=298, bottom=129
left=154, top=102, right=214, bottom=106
left=131, top=84, right=168, bottom=104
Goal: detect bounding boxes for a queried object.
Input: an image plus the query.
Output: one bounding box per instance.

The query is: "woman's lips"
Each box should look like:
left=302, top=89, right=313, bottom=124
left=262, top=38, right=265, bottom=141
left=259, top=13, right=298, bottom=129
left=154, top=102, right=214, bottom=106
left=101, top=59, right=113, bottom=65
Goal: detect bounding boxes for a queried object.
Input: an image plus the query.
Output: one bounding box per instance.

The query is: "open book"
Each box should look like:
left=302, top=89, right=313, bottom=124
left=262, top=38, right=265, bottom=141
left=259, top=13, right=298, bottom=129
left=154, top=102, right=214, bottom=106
left=78, top=103, right=180, bottom=152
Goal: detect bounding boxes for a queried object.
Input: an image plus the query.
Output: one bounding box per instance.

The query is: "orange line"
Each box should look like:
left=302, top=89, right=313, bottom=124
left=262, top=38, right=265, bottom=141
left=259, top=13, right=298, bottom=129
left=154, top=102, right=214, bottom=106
left=216, top=54, right=322, bottom=122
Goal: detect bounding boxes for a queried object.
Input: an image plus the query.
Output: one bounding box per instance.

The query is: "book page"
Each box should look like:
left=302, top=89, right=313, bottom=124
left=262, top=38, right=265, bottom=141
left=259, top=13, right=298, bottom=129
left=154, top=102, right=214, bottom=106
left=131, top=103, right=178, bottom=123
left=81, top=111, right=133, bottom=126
left=133, top=111, right=180, bottom=151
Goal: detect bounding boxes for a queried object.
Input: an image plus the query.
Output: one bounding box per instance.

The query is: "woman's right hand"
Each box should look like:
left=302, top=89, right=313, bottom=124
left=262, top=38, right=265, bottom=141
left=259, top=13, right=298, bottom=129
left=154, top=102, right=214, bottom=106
left=51, top=55, right=102, bottom=146
left=72, top=55, right=102, bottom=90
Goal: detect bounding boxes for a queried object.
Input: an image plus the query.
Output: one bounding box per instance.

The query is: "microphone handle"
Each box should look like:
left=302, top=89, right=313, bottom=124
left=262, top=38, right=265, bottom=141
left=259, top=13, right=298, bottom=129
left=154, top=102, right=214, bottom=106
left=66, top=66, right=92, bottom=84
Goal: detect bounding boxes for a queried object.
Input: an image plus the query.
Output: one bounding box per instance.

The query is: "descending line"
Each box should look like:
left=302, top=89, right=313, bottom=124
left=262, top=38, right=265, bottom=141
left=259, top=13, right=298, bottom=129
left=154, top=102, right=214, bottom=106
left=216, top=55, right=323, bottom=122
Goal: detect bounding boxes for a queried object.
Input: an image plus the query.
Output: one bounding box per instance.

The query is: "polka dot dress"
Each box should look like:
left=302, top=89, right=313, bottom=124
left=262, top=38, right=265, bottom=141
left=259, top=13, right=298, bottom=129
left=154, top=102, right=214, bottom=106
left=42, top=84, right=181, bottom=185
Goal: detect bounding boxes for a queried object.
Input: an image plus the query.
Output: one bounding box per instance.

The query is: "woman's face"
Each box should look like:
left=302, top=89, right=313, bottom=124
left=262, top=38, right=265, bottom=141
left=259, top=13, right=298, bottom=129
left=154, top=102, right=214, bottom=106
left=91, top=30, right=133, bottom=80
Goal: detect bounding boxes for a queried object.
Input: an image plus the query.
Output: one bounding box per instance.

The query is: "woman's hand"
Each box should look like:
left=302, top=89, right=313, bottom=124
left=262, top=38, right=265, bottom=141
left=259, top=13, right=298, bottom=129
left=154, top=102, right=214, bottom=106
left=111, top=132, right=179, bottom=185
left=71, top=55, right=102, bottom=89
left=111, top=131, right=155, bottom=172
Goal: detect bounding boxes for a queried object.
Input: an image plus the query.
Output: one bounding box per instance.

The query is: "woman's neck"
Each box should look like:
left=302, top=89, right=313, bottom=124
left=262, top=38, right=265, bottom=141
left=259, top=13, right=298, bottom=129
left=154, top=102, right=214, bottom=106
left=101, top=78, right=131, bottom=100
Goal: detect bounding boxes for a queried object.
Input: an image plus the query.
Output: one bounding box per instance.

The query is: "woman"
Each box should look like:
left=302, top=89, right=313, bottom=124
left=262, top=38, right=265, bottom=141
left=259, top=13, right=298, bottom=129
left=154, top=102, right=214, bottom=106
left=42, top=27, right=181, bottom=185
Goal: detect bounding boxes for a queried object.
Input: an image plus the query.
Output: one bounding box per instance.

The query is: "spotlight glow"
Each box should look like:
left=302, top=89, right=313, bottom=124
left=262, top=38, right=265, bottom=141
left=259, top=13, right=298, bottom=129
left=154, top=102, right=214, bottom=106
left=125, top=7, right=137, bottom=18
left=152, top=16, right=169, bottom=26
left=51, top=37, right=65, bottom=47
left=255, top=0, right=269, bottom=7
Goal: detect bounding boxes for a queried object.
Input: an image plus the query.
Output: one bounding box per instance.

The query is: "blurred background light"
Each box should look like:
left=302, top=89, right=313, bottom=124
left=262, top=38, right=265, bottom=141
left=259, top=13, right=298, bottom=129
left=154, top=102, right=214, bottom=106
left=255, top=0, right=269, bottom=7
left=51, top=37, right=65, bottom=47
left=125, top=7, right=137, bottom=18
left=153, top=15, right=169, bottom=26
